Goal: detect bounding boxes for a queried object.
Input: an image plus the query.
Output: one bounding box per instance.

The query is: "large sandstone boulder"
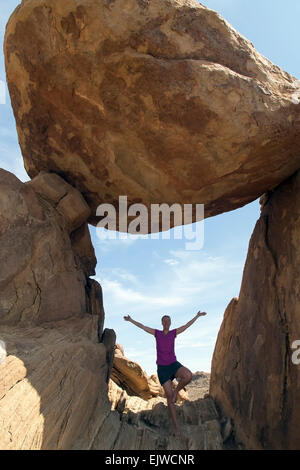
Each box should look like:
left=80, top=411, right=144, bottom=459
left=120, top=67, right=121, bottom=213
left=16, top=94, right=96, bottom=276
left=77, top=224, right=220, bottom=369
left=112, top=344, right=161, bottom=399
left=210, top=169, right=300, bottom=450
left=4, top=0, right=300, bottom=231
left=0, top=169, right=102, bottom=327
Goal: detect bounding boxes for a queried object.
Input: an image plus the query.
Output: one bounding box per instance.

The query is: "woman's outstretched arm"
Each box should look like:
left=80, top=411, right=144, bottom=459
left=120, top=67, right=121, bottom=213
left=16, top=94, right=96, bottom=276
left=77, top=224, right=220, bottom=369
left=176, top=311, right=207, bottom=335
left=124, top=315, right=155, bottom=335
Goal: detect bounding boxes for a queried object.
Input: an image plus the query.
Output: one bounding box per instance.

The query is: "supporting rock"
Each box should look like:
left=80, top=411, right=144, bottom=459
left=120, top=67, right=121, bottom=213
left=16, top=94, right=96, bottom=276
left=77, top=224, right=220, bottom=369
left=0, top=169, right=103, bottom=326
left=210, top=170, right=300, bottom=450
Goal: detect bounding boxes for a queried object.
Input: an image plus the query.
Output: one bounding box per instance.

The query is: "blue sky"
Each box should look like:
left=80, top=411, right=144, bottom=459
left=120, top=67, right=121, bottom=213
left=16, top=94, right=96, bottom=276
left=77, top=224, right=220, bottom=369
left=1, top=1, right=299, bottom=375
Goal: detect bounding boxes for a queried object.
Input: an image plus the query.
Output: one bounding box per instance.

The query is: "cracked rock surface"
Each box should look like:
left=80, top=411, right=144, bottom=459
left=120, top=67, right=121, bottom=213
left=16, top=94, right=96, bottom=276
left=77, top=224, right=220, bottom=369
left=0, top=316, right=111, bottom=449
left=97, top=378, right=226, bottom=450
left=210, top=169, right=300, bottom=450
left=0, top=169, right=101, bottom=327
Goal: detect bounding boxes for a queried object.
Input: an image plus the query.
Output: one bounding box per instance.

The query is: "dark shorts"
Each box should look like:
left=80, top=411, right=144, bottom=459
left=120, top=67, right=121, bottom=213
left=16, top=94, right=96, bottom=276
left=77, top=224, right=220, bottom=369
left=157, top=361, right=183, bottom=386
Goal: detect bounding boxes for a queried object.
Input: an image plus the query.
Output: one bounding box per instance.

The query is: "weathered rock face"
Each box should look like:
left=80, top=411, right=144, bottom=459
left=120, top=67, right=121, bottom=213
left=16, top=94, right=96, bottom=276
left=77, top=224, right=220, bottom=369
left=0, top=316, right=112, bottom=449
left=210, top=169, right=300, bottom=450
left=105, top=379, right=225, bottom=450
left=0, top=168, right=114, bottom=449
left=4, top=0, right=300, bottom=231
left=0, top=169, right=101, bottom=327
left=111, top=344, right=162, bottom=399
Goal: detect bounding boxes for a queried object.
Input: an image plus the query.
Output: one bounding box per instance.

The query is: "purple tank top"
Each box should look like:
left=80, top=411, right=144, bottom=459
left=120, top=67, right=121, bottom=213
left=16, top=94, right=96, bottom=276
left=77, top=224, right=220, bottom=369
left=155, top=328, right=177, bottom=365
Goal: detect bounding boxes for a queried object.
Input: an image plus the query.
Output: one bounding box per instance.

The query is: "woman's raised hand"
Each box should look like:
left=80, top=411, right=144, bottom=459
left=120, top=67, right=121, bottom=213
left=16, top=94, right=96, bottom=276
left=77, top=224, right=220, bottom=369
left=197, top=311, right=207, bottom=317
left=124, top=314, right=132, bottom=321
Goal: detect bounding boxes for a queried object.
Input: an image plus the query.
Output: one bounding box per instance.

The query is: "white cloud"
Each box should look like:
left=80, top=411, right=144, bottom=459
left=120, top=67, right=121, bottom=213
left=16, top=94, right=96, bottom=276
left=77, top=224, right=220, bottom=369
left=103, top=273, right=226, bottom=374
left=98, top=278, right=183, bottom=308
left=122, top=346, right=155, bottom=362
left=164, top=258, right=179, bottom=266
left=96, top=243, right=244, bottom=374
left=96, top=248, right=242, bottom=325
left=157, top=249, right=243, bottom=303
left=93, top=228, right=145, bottom=253
left=108, top=267, right=140, bottom=285
left=176, top=326, right=217, bottom=350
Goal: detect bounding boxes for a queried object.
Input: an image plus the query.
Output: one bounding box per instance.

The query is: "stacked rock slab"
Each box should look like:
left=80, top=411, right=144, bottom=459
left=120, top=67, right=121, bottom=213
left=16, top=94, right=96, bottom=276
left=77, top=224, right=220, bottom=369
left=210, top=170, right=300, bottom=450
left=4, top=0, right=300, bottom=231
left=0, top=169, right=113, bottom=449
left=0, top=169, right=103, bottom=326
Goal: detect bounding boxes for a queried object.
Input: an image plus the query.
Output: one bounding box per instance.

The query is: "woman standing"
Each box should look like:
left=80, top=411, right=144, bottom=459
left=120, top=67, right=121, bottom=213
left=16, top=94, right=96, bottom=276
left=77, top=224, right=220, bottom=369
left=124, top=311, right=207, bottom=436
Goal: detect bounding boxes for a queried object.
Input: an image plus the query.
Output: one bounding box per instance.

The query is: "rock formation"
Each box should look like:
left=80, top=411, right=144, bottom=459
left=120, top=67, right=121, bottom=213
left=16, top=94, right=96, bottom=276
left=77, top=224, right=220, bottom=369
left=104, top=379, right=226, bottom=450
left=4, top=0, right=300, bottom=231
left=0, top=169, right=102, bottom=327
left=210, top=169, right=300, bottom=450
left=0, top=315, right=111, bottom=449
left=0, top=169, right=112, bottom=448
left=0, top=169, right=229, bottom=449
left=111, top=344, right=161, bottom=399
left=1, top=0, right=300, bottom=452
left=111, top=343, right=189, bottom=401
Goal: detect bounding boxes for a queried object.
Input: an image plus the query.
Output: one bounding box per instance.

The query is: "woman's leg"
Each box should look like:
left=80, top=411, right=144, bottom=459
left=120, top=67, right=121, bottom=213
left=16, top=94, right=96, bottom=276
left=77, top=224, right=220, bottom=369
left=163, top=380, right=181, bottom=435
left=172, top=366, right=193, bottom=403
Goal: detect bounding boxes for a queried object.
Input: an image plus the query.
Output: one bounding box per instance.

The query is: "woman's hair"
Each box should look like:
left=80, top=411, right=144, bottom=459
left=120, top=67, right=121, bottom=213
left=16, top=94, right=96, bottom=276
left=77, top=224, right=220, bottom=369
left=161, top=315, right=171, bottom=321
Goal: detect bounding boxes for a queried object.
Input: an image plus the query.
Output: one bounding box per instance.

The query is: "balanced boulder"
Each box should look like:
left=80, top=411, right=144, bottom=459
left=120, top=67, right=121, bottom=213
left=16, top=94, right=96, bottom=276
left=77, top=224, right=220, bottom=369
left=4, top=0, right=300, bottom=231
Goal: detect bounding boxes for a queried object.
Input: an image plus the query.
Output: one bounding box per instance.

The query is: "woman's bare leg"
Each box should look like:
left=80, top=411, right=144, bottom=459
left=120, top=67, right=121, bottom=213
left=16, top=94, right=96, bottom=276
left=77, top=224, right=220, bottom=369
left=172, top=366, right=193, bottom=403
left=163, top=380, right=182, bottom=436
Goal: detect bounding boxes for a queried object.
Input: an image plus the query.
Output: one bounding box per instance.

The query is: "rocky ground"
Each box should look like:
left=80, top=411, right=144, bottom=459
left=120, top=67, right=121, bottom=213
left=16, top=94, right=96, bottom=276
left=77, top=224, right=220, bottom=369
left=185, top=371, right=211, bottom=400
left=107, top=371, right=239, bottom=450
